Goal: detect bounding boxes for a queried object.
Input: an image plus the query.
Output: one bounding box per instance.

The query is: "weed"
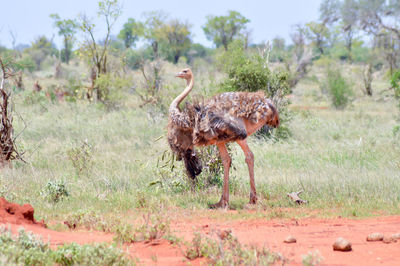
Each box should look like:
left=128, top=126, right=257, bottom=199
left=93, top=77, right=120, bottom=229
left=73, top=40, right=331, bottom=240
left=66, top=140, right=94, bottom=176
left=302, top=250, right=324, bottom=266
left=114, top=213, right=170, bottom=244
left=40, top=180, right=70, bottom=203
left=321, top=67, right=353, bottom=109
left=184, top=230, right=285, bottom=265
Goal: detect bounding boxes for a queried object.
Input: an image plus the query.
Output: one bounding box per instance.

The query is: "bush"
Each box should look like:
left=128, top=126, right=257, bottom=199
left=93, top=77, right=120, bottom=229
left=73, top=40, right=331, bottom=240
left=113, top=213, right=170, bottom=244
left=40, top=180, right=70, bottom=203
left=322, top=67, right=353, bottom=109
left=390, top=70, right=400, bottom=99
left=94, top=73, right=132, bottom=110
left=66, top=141, right=94, bottom=176
left=0, top=227, right=132, bottom=265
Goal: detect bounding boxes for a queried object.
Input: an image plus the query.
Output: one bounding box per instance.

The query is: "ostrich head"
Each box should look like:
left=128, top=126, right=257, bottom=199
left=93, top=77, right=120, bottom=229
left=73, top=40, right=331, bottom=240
left=175, top=68, right=193, bottom=80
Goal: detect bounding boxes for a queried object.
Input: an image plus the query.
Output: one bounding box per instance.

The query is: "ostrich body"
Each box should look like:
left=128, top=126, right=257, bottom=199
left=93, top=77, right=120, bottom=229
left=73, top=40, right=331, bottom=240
left=168, top=68, right=279, bottom=208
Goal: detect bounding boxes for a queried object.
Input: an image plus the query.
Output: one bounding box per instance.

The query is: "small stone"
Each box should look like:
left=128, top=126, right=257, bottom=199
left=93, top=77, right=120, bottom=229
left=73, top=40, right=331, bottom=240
left=383, top=236, right=397, bottom=244
left=366, top=233, right=384, bottom=242
left=333, top=237, right=352, bottom=252
left=391, top=233, right=400, bottom=240
left=283, top=235, right=296, bottom=243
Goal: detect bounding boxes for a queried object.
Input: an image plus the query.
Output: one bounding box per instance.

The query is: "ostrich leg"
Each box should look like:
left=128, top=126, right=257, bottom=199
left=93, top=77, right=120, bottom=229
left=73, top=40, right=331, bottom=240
left=210, top=143, right=231, bottom=209
left=237, top=139, right=257, bottom=204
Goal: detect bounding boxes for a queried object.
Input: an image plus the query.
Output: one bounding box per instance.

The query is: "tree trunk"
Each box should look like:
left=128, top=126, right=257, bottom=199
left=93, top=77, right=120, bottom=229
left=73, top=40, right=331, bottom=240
left=64, top=38, right=70, bottom=64
left=174, top=52, right=180, bottom=64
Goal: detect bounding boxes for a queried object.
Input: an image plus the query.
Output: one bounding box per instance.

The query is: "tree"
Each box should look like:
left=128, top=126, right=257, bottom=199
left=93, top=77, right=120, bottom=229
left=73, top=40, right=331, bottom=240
left=50, top=14, right=77, bottom=64
left=340, top=0, right=359, bottom=61
left=355, top=0, right=400, bottom=74
left=141, top=11, right=168, bottom=58
left=160, top=19, right=192, bottom=63
left=357, top=0, right=400, bottom=39
left=77, top=0, right=122, bottom=100
left=319, top=0, right=341, bottom=25
left=117, top=18, right=143, bottom=48
left=305, top=21, right=330, bottom=55
left=203, top=10, right=250, bottom=50
left=0, top=56, right=25, bottom=167
left=28, top=36, right=56, bottom=70
left=290, top=24, right=306, bottom=59
left=373, top=30, right=400, bottom=75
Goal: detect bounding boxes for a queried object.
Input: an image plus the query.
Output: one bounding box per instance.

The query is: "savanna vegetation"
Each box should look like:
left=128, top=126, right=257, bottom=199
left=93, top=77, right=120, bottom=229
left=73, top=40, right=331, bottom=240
left=0, top=0, right=400, bottom=264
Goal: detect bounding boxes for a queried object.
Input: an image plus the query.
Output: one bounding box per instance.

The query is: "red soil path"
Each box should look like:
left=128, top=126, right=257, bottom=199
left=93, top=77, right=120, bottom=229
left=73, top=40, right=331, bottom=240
left=1, top=198, right=399, bottom=265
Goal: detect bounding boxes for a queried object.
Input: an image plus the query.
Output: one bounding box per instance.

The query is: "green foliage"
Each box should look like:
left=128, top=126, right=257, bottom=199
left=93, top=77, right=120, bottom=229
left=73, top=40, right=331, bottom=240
left=26, top=36, right=57, bottom=70
left=94, top=73, right=132, bottom=109
left=321, top=67, right=353, bottom=109
left=184, top=231, right=284, bottom=264
left=390, top=70, right=400, bottom=99
left=160, top=19, right=192, bottom=63
left=53, top=242, right=131, bottom=265
left=0, top=227, right=132, bottom=265
left=218, top=40, right=292, bottom=140
left=305, top=21, right=330, bottom=55
left=22, top=90, right=48, bottom=106
left=118, top=18, right=144, bottom=48
left=219, top=41, right=290, bottom=96
left=16, top=54, right=36, bottom=72
left=66, top=141, right=94, bottom=176
left=0, top=227, right=51, bottom=265
left=40, top=180, right=70, bottom=203
left=50, top=14, right=77, bottom=64
left=184, top=43, right=211, bottom=63
left=203, top=10, right=250, bottom=50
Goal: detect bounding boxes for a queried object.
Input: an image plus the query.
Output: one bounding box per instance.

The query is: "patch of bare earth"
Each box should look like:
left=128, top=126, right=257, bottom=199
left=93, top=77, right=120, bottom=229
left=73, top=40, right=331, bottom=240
left=1, top=199, right=399, bottom=265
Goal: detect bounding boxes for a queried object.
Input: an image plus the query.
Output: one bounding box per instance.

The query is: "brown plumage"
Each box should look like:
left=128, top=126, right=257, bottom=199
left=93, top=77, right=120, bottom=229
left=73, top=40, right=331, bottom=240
left=167, top=68, right=279, bottom=208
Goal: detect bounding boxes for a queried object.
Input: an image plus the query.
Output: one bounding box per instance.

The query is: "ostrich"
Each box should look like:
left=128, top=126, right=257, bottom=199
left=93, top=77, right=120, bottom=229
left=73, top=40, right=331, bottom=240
left=168, top=68, right=279, bottom=208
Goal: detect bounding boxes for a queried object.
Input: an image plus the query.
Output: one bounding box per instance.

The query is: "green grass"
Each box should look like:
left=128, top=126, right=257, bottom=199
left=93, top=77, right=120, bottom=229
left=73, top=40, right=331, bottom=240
left=0, top=60, right=399, bottom=227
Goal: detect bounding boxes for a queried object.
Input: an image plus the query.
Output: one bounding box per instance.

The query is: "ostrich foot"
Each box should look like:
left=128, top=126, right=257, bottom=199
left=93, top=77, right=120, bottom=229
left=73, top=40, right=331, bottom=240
left=249, top=192, right=258, bottom=204
left=209, top=199, right=229, bottom=209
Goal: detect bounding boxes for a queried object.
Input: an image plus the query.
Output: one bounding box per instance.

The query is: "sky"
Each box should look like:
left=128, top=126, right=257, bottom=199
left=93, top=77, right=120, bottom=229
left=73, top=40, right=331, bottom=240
left=0, top=0, right=322, bottom=49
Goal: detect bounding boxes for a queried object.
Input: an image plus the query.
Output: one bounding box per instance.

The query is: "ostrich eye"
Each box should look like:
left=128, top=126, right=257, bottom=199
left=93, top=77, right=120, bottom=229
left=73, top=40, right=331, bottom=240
left=183, top=70, right=187, bottom=73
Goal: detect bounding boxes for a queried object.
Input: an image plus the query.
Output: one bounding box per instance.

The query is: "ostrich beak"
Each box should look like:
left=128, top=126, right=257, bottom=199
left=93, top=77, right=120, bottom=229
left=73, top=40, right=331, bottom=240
left=175, top=72, right=184, bottom=78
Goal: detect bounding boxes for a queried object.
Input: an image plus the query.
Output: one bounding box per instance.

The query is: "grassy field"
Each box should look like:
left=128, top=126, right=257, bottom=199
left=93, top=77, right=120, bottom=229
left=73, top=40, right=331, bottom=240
left=0, top=60, right=399, bottom=230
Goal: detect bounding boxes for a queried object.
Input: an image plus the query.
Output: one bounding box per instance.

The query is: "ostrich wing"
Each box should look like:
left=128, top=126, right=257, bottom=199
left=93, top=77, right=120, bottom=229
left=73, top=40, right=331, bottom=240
left=193, top=110, right=247, bottom=145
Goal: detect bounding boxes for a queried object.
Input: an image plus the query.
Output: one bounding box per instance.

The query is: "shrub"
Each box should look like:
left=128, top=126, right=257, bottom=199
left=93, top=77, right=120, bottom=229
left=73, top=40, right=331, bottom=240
left=322, top=67, right=353, bottom=109
left=0, top=227, right=51, bottom=265
left=40, top=180, right=70, bottom=203
left=53, top=242, right=130, bottom=265
left=113, top=213, right=170, bottom=244
left=0, top=227, right=132, bottom=265
left=390, top=70, right=400, bottom=99
left=66, top=141, right=94, bottom=176
left=184, top=230, right=285, bottom=264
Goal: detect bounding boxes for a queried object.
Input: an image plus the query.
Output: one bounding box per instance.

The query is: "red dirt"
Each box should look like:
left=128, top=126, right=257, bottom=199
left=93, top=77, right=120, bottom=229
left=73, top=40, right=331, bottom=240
left=0, top=197, right=45, bottom=227
left=1, top=199, right=400, bottom=265
left=170, top=215, right=400, bottom=266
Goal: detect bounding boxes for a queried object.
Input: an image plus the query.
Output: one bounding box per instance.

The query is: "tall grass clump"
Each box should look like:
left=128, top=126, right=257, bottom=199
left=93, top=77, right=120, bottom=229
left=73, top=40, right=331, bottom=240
left=322, top=67, right=353, bottom=109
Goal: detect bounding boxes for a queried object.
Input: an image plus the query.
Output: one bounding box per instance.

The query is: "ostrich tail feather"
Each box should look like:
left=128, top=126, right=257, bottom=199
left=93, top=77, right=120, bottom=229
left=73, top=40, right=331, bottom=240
left=183, top=149, right=202, bottom=179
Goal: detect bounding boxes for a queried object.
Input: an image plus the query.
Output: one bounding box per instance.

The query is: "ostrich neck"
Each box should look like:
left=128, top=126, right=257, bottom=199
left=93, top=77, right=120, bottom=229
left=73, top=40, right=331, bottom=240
left=169, top=77, right=194, bottom=114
